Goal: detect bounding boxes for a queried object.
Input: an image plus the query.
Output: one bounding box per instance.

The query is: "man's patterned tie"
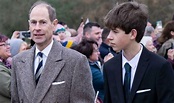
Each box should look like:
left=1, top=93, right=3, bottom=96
left=35, top=52, right=43, bottom=84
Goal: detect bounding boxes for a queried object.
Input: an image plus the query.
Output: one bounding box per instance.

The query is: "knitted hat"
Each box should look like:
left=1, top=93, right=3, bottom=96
left=54, top=24, right=71, bottom=37
left=9, top=39, right=24, bottom=57
left=55, top=24, right=65, bottom=34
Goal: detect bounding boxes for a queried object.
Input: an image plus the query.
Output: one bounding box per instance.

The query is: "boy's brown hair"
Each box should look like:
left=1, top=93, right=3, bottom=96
left=104, top=2, right=148, bottom=42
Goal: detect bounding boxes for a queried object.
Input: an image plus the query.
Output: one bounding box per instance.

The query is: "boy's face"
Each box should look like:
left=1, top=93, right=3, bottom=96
left=107, top=28, right=132, bottom=52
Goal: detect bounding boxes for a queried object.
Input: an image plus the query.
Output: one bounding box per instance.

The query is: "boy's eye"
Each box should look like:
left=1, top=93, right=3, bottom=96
left=113, top=30, right=118, bottom=33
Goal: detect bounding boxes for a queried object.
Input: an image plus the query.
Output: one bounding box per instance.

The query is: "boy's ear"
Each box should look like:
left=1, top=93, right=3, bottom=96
left=130, top=29, right=137, bottom=40
left=171, top=31, right=174, bottom=36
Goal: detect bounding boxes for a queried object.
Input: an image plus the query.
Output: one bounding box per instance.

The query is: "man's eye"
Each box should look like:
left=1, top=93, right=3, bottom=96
left=40, top=21, right=47, bottom=24
left=31, top=21, right=37, bottom=24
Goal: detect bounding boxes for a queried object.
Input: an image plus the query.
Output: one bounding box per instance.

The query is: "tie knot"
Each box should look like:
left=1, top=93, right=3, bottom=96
left=124, top=63, right=131, bottom=73
left=37, top=52, right=43, bottom=58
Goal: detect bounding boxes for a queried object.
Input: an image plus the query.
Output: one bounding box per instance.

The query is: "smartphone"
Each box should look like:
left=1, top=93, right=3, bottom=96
left=19, top=31, right=31, bottom=38
left=156, top=20, right=162, bottom=29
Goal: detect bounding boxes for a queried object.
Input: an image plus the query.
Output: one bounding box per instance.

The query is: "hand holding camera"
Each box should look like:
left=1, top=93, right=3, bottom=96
left=11, top=31, right=31, bottom=39
left=11, top=31, right=20, bottom=39
left=19, top=31, right=31, bottom=38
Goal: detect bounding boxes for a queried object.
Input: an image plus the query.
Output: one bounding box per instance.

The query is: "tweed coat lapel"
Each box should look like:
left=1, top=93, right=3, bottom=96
left=129, top=47, right=149, bottom=103
left=33, top=41, right=65, bottom=103
left=17, top=46, right=36, bottom=101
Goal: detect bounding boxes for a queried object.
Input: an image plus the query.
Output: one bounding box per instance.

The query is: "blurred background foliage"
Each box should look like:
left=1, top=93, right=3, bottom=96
left=0, top=0, right=173, bottom=37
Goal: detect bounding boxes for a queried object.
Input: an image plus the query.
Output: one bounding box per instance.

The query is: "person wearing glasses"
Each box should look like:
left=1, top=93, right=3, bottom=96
left=0, top=34, right=11, bottom=103
left=72, top=38, right=104, bottom=103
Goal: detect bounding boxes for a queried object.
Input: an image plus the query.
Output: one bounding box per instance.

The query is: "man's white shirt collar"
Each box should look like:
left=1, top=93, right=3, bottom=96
left=35, top=40, right=54, bottom=57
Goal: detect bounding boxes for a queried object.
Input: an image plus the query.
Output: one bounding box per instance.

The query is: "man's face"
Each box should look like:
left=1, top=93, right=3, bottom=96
left=86, top=26, right=102, bottom=45
left=29, top=5, right=56, bottom=48
left=107, top=28, right=131, bottom=52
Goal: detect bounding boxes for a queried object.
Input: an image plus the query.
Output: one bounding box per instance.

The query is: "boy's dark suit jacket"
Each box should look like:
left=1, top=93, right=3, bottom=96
left=103, top=46, right=174, bottom=103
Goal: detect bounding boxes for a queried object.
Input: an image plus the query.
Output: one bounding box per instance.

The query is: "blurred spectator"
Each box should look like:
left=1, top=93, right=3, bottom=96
left=103, top=53, right=114, bottom=63
left=140, top=36, right=157, bottom=53
left=11, top=31, right=20, bottom=39
left=0, top=33, right=11, bottom=103
left=61, top=40, right=76, bottom=48
left=157, top=21, right=174, bottom=58
left=83, top=22, right=104, bottom=66
left=53, top=24, right=77, bottom=48
left=99, top=28, right=117, bottom=60
left=56, top=22, right=84, bottom=44
left=147, top=21, right=152, bottom=26
left=53, top=24, right=69, bottom=42
left=83, top=22, right=102, bottom=47
left=58, top=21, right=69, bottom=30
left=11, top=30, right=31, bottom=40
left=58, top=21, right=78, bottom=37
left=167, top=49, right=174, bottom=69
left=144, top=25, right=155, bottom=37
left=9, top=39, right=28, bottom=57
left=68, top=28, right=77, bottom=37
left=11, top=30, right=32, bottom=49
left=72, top=38, right=104, bottom=102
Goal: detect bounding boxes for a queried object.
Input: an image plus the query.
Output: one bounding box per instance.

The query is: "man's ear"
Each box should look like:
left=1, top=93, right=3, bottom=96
left=52, top=19, right=58, bottom=26
left=52, top=19, right=58, bottom=31
left=130, top=29, right=137, bottom=40
left=85, top=32, right=90, bottom=38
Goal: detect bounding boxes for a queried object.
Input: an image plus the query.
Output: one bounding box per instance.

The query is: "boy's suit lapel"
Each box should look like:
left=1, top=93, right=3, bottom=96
left=109, top=54, right=125, bottom=103
left=130, top=47, right=150, bottom=103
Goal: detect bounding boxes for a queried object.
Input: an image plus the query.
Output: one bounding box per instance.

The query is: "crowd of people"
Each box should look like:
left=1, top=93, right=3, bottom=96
left=0, top=1, right=174, bottom=103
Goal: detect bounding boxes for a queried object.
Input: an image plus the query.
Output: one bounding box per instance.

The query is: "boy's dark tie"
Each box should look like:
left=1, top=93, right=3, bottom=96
left=124, top=62, right=131, bottom=103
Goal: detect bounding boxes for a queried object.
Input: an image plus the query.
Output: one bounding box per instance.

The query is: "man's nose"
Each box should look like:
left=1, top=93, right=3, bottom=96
left=34, top=22, right=41, bottom=29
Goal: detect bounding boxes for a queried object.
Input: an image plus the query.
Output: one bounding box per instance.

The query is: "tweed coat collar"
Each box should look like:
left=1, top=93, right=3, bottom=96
left=18, top=40, right=65, bottom=102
